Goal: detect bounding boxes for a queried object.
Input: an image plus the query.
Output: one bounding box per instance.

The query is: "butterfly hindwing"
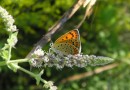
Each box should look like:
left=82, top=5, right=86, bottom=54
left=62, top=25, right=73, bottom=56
left=53, top=43, right=79, bottom=55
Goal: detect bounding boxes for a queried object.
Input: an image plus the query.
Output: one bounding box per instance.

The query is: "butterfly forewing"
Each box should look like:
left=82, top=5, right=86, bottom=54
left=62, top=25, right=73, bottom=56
left=55, top=30, right=79, bottom=43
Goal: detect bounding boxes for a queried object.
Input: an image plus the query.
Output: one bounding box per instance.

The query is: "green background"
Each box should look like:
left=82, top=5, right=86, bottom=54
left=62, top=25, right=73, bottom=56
left=0, top=0, right=130, bottom=90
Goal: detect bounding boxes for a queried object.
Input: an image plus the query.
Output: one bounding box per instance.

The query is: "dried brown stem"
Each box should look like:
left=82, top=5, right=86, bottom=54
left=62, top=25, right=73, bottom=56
left=61, top=63, right=119, bottom=83
left=76, top=7, right=93, bottom=29
left=76, top=0, right=96, bottom=28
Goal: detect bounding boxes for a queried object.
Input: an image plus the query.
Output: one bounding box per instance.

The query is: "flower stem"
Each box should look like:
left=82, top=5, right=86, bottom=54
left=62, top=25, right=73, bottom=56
left=0, top=59, right=28, bottom=67
left=13, top=64, right=47, bottom=84
left=8, top=59, right=28, bottom=63
left=8, top=38, right=12, bottom=61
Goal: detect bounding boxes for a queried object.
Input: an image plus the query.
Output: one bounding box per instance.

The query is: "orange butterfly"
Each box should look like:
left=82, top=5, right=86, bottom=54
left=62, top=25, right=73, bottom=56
left=50, top=29, right=81, bottom=56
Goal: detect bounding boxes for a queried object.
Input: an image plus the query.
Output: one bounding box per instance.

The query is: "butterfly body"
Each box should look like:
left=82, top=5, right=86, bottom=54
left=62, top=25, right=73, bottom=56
left=50, top=29, right=81, bottom=56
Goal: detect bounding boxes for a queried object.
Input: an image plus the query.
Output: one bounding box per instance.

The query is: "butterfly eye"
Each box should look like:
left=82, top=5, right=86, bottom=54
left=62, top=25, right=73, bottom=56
left=50, top=42, right=53, bottom=47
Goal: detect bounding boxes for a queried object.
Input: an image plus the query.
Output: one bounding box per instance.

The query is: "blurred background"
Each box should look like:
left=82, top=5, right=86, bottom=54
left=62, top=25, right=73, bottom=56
left=0, top=0, right=130, bottom=90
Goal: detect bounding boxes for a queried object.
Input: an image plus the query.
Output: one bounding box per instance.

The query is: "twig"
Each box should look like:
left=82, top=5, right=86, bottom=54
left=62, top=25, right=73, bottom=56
left=76, top=0, right=96, bottom=28
left=61, top=63, right=119, bottom=83
left=76, top=7, right=93, bottom=29
left=26, top=0, right=86, bottom=58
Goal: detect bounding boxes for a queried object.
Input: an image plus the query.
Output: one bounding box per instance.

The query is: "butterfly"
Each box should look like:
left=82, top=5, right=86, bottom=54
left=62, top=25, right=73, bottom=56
left=50, top=29, right=81, bottom=56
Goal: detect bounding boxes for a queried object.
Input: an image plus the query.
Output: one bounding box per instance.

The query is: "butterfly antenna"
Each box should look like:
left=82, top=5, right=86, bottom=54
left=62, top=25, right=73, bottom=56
left=50, top=39, right=53, bottom=44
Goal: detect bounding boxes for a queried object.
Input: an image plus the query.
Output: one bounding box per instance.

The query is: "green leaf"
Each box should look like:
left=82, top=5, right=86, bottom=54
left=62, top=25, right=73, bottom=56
left=35, top=70, right=44, bottom=85
left=7, top=63, right=18, bottom=72
left=0, top=49, right=9, bottom=60
left=7, top=32, right=18, bottom=47
left=35, top=75, right=41, bottom=85
left=1, top=44, right=9, bottom=50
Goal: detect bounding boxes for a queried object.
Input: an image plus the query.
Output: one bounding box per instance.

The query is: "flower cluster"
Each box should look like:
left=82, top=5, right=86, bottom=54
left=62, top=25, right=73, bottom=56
left=0, top=6, right=18, bottom=47
left=43, top=81, right=57, bottom=90
left=29, top=48, right=114, bottom=69
left=29, top=48, right=45, bottom=67
left=0, top=6, right=18, bottom=32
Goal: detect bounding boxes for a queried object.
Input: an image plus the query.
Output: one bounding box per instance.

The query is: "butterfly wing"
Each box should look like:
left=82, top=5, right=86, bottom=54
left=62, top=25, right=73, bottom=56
left=55, top=29, right=79, bottom=43
left=54, top=29, right=81, bottom=53
left=52, top=43, right=79, bottom=55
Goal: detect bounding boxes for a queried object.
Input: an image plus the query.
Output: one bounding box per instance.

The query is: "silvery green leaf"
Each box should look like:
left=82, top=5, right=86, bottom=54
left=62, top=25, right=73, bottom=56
left=0, top=50, right=9, bottom=60
left=7, top=32, right=18, bottom=47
